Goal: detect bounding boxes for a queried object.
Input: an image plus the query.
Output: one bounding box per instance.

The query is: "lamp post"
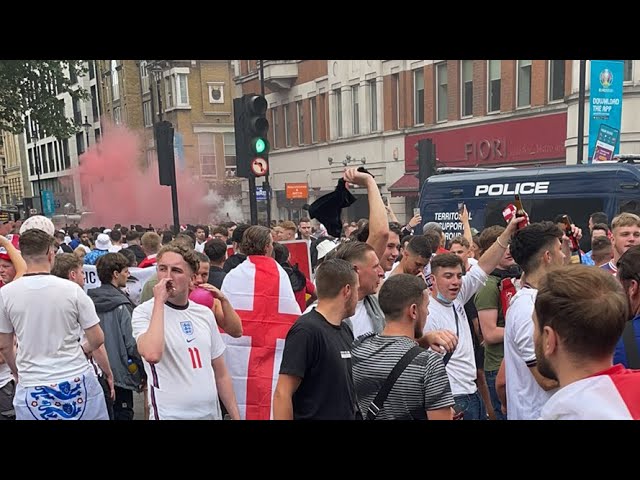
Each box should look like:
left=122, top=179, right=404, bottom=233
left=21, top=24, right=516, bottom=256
left=82, top=115, right=91, bottom=150
left=31, top=123, right=44, bottom=214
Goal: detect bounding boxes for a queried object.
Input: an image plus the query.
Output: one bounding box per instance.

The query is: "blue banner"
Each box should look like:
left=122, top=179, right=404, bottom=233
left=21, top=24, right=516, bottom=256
left=256, top=186, right=267, bottom=201
left=41, top=190, right=55, bottom=217
left=588, top=60, right=624, bottom=163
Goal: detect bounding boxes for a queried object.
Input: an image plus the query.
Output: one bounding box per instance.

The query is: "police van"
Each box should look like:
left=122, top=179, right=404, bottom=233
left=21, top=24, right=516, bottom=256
left=418, top=158, right=640, bottom=244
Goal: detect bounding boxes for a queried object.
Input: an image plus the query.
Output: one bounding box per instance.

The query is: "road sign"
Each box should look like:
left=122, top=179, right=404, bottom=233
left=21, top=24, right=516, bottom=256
left=251, top=158, right=268, bottom=177
left=256, top=186, right=267, bottom=201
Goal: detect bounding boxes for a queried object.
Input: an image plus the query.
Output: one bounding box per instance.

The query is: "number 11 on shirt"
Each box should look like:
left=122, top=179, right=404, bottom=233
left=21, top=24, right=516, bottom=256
left=188, top=347, right=202, bottom=369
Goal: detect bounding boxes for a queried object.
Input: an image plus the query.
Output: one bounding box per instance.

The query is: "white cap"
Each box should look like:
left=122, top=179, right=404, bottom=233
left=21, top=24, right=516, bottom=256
left=19, top=215, right=55, bottom=236
left=94, top=233, right=112, bottom=251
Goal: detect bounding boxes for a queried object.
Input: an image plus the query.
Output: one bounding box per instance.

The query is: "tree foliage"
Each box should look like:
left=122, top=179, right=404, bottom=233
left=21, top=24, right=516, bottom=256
left=0, top=60, right=90, bottom=139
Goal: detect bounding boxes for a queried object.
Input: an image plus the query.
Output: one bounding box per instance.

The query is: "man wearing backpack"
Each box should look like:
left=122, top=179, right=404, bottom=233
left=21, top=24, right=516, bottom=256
left=473, top=226, right=521, bottom=420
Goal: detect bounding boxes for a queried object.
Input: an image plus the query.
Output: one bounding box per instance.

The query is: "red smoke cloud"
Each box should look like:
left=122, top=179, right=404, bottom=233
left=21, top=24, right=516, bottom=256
left=75, top=123, right=210, bottom=228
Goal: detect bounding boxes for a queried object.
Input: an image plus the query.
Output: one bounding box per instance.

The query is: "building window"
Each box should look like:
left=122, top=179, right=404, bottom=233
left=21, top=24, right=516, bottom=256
left=223, top=132, right=236, bottom=176
left=436, top=62, right=448, bottom=122
left=40, top=145, right=48, bottom=174
left=390, top=74, right=399, bottom=130
left=549, top=60, right=565, bottom=102
left=165, top=78, right=174, bottom=109
left=284, top=104, right=291, bottom=147
left=352, top=85, right=360, bottom=135
left=488, top=60, right=501, bottom=113
left=76, top=132, right=85, bottom=157
left=89, top=61, right=95, bottom=80
left=143, top=101, right=152, bottom=127
left=54, top=140, right=60, bottom=171
left=28, top=149, right=34, bottom=176
left=461, top=60, right=473, bottom=117
left=91, top=85, right=99, bottom=120
left=271, top=108, right=279, bottom=149
left=517, top=60, right=532, bottom=107
left=334, top=89, right=343, bottom=138
left=47, top=143, right=55, bottom=172
left=297, top=100, right=304, bottom=145
left=113, top=106, right=122, bottom=125
left=69, top=66, right=78, bottom=85
left=63, top=139, right=70, bottom=169
left=624, top=60, right=633, bottom=82
left=414, top=69, right=424, bottom=125
left=177, top=74, right=189, bottom=106
left=368, top=79, right=377, bottom=132
left=72, top=97, right=82, bottom=125
left=140, top=61, right=150, bottom=93
left=111, top=60, right=119, bottom=102
left=310, top=97, right=318, bottom=143
left=198, top=133, right=216, bottom=177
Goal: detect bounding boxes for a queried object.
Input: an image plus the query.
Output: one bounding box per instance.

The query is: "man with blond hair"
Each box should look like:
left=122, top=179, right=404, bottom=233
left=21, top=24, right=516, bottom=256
left=601, top=212, right=640, bottom=275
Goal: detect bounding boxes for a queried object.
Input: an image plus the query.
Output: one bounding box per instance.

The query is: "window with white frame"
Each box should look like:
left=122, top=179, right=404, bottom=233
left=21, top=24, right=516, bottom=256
left=143, top=101, right=152, bottom=127
left=436, top=62, right=448, bottom=122
left=517, top=60, right=532, bottom=107
left=297, top=101, right=304, bottom=145
left=352, top=85, right=360, bottom=135
left=368, top=79, right=377, bottom=132
left=111, top=60, right=120, bottom=101
left=414, top=69, right=424, bottom=125
left=488, top=60, right=501, bottom=113
left=461, top=60, right=473, bottom=117
left=177, top=74, right=189, bottom=106
left=165, top=77, right=174, bottom=109
left=310, top=97, right=318, bottom=143
left=335, top=89, right=343, bottom=138
left=113, top=106, right=122, bottom=124
left=223, top=132, right=236, bottom=176
left=198, top=133, right=216, bottom=177
left=284, top=104, right=291, bottom=147
left=140, top=61, right=149, bottom=93
left=549, top=60, right=565, bottom=102
left=624, top=60, right=633, bottom=82
left=272, top=108, right=279, bottom=149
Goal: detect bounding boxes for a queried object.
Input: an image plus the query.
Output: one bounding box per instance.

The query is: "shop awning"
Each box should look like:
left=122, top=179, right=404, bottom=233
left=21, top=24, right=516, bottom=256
left=388, top=173, right=419, bottom=197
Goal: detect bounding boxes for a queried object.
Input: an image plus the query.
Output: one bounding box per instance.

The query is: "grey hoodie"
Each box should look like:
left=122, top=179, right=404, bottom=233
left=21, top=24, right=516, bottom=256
left=88, top=284, right=143, bottom=391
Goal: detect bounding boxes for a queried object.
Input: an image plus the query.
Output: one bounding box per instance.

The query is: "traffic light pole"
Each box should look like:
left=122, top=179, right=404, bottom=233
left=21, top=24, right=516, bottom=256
left=259, top=60, right=272, bottom=227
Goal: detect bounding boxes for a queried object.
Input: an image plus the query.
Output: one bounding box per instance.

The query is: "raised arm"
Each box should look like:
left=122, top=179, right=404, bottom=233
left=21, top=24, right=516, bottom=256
left=135, top=278, right=171, bottom=364
left=0, top=235, right=26, bottom=280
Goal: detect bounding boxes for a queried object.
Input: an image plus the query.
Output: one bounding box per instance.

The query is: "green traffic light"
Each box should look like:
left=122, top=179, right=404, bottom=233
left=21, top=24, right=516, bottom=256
left=255, top=138, right=266, bottom=154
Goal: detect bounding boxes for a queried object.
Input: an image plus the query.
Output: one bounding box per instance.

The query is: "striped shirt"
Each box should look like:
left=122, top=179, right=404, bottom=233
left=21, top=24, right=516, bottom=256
left=351, top=334, right=454, bottom=420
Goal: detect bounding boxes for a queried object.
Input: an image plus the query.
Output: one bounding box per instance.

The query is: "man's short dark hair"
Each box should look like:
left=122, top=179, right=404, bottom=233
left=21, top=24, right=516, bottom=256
left=379, top=274, right=427, bottom=320
left=478, top=225, right=505, bottom=254
left=211, top=226, right=229, bottom=237
left=54, top=231, right=65, bottom=241
left=126, top=230, right=140, bottom=243
left=617, top=244, right=640, bottom=285
left=272, top=242, right=290, bottom=266
left=194, top=251, right=210, bottom=265
left=591, top=223, right=610, bottom=234
left=510, top=221, right=563, bottom=274
left=161, top=231, right=174, bottom=245
left=119, top=248, right=137, bottom=267
left=590, top=211, right=608, bottom=227
left=51, top=253, right=83, bottom=280
left=109, top=229, right=122, bottom=243
left=96, top=252, right=129, bottom=284
left=19, top=229, right=55, bottom=258
left=204, top=239, right=228, bottom=263
left=430, top=253, right=464, bottom=274
left=195, top=224, right=210, bottom=237
left=405, top=235, right=432, bottom=260
left=315, top=258, right=357, bottom=299
left=232, top=224, right=251, bottom=244
left=241, top=226, right=272, bottom=256
left=422, top=231, right=442, bottom=253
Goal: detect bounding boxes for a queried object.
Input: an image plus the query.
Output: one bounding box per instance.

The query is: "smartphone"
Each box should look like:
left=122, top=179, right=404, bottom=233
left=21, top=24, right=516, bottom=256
left=458, top=202, right=465, bottom=214
left=413, top=207, right=421, bottom=216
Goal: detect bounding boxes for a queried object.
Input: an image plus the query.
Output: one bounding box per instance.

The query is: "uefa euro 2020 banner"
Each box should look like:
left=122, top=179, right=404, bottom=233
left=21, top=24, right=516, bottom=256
left=588, top=60, right=624, bottom=163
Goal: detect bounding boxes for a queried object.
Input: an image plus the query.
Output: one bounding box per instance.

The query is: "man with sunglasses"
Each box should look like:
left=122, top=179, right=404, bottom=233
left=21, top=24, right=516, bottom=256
left=614, top=245, right=640, bottom=369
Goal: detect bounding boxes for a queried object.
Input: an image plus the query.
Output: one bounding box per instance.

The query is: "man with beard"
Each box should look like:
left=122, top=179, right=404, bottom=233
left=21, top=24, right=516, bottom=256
left=273, top=258, right=361, bottom=420
left=535, top=265, right=640, bottom=419
left=351, top=274, right=454, bottom=420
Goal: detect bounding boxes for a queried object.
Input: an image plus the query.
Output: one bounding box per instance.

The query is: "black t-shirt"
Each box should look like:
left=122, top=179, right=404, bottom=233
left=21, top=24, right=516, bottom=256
left=279, top=308, right=359, bottom=420
left=208, top=265, right=227, bottom=290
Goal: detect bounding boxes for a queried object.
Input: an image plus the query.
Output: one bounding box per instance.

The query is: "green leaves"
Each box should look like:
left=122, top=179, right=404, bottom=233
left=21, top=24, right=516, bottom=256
left=0, top=60, right=90, bottom=139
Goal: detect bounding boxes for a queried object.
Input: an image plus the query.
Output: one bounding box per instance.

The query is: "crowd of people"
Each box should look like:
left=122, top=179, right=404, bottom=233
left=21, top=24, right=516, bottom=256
left=0, top=166, right=638, bottom=420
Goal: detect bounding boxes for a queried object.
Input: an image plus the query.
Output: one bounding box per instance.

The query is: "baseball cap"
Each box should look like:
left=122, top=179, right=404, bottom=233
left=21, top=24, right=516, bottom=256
left=0, top=234, right=20, bottom=262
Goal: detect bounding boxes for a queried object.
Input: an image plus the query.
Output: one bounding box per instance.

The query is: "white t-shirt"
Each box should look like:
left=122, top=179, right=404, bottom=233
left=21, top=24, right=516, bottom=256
left=349, top=299, right=374, bottom=339
left=0, top=275, right=99, bottom=387
left=108, top=245, right=123, bottom=253
left=132, top=298, right=226, bottom=420
left=423, top=264, right=488, bottom=396
left=195, top=241, right=206, bottom=253
left=504, top=288, right=556, bottom=420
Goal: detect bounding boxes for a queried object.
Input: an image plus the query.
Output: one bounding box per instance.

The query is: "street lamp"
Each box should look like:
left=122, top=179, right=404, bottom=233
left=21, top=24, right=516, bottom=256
left=31, top=123, right=44, bottom=214
left=82, top=115, right=91, bottom=150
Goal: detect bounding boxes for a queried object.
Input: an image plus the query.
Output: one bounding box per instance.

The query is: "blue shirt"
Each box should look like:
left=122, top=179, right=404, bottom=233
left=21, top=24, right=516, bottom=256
left=582, top=250, right=595, bottom=266
left=613, top=315, right=640, bottom=368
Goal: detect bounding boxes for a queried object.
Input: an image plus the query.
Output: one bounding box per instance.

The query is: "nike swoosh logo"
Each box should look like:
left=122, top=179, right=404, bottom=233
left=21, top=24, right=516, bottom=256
left=186, top=338, right=195, bottom=343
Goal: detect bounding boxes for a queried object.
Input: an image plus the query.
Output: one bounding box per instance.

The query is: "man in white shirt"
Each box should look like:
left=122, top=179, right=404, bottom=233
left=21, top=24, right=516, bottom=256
left=194, top=225, right=209, bottom=253
left=424, top=214, right=524, bottom=420
left=504, top=221, right=566, bottom=420
left=0, top=229, right=107, bottom=420
left=536, top=265, right=640, bottom=420
left=132, top=243, right=240, bottom=420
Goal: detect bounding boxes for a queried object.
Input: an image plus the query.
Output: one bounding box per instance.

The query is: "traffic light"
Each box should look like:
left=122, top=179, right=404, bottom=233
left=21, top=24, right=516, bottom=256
left=155, top=121, right=176, bottom=186
left=234, top=94, right=270, bottom=178
left=415, top=138, right=436, bottom=189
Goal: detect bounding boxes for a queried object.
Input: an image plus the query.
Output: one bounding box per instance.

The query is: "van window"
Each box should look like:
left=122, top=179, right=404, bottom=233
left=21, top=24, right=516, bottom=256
left=619, top=199, right=640, bottom=216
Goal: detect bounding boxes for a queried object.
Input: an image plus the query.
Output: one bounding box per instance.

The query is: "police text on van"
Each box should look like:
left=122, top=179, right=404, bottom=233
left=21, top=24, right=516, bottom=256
left=474, top=181, right=550, bottom=197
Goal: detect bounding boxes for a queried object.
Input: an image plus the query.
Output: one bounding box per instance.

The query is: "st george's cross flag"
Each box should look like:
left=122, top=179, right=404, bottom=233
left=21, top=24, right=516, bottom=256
left=539, top=365, right=640, bottom=420
left=221, top=255, right=301, bottom=420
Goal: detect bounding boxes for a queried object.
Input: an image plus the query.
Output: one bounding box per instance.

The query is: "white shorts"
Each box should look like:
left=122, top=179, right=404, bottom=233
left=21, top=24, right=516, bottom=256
left=14, top=373, right=108, bottom=420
